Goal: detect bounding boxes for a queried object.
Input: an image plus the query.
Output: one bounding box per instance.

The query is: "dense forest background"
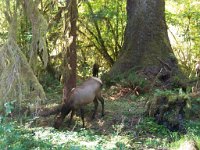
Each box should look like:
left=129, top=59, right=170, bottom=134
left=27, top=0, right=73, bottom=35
left=0, top=0, right=200, bottom=149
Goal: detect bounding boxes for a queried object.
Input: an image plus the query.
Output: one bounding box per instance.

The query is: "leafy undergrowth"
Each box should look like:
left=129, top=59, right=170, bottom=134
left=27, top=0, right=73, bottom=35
left=1, top=85, right=200, bottom=149
left=0, top=122, right=131, bottom=149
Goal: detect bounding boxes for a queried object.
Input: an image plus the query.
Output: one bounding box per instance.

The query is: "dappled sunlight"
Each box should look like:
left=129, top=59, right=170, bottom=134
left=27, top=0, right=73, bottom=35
left=105, top=85, right=134, bottom=101
left=0, top=0, right=200, bottom=149
left=165, top=0, right=200, bottom=76
left=27, top=126, right=132, bottom=149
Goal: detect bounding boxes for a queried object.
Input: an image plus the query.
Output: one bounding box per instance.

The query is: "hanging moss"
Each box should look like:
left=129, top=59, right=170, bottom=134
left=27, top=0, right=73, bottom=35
left=0, top=39, right=46, bottom=110
left=23, top=0, right=48, bottom=71
left=0, top=0, right=46, bottom=113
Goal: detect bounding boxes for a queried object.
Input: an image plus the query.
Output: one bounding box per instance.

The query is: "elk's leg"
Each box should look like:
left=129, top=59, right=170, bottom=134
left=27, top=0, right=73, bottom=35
left=80, top=107, right=85, bottom=128
left=92, top=98, right=98, bottom=119
left=97, top=95, right=104, bottom=117
left=68, top=109, right=75, bottom=126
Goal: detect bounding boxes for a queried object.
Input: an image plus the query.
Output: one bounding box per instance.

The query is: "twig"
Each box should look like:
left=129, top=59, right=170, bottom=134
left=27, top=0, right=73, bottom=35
left=150, top=68, right=163, bottom=91
left=157, top=57, right=171, bottom=71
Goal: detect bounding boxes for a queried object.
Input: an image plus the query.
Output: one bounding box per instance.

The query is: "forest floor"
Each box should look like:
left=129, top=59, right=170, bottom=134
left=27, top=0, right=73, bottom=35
left=1, top=84, right=200, bottom=149
left=33, top=84, right=200, bottom=149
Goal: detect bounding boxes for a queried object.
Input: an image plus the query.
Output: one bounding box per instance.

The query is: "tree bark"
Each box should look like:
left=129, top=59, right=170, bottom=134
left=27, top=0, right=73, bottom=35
left=63, top=0, right=78, bottom=100
left=110, top=0, right=177, bottom=76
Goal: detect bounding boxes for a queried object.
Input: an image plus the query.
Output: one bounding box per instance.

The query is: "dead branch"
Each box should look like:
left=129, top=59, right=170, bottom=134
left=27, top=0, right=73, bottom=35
left=38, top=104, right=62, bottom=117
left=157, top=57, right=172, bottom=71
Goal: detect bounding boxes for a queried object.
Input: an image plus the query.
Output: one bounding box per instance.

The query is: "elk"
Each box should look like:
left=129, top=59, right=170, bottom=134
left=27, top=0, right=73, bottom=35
left=54, top=77, right=104, bottom=129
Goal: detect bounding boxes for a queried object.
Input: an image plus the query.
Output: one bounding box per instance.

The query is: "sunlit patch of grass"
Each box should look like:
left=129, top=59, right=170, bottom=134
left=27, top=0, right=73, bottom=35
left=105, top=97, right=145, bottom=118
left=130, top=117, right=182, bottom=149
left=169, top=120, right=200, bottom=149
left=169, top=135, right=200, bottom=150
left=31, top=127, right=132, bottom=149
left=132, top=119, right=200, bottom=150
left=0, top=121, right=132, bottom=149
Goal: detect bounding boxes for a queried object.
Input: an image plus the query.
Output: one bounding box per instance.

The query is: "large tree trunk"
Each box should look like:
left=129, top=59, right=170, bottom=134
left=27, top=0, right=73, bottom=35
left=110, top=0, right=177, bottom=76
left=63, top=0, right=78, bottom=100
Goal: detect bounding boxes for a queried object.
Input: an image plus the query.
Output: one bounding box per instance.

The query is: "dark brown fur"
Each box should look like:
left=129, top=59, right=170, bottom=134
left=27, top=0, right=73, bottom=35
left=92, top=63, right=99, bottom=77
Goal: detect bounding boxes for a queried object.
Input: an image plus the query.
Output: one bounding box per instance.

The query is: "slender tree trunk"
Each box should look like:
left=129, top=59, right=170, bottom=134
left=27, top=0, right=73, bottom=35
left=63, top=0, right=78, bottom=100
left=110, top=0, right=177, bottom=76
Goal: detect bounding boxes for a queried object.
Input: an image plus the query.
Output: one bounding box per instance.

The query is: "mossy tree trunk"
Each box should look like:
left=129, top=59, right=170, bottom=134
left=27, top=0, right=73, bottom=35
left=110, top=0, right=177, bottom=76
left=0, top=0, right=46, bottom=112
left=23, top=0, right=48, bottom=72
